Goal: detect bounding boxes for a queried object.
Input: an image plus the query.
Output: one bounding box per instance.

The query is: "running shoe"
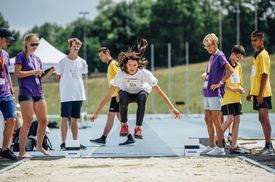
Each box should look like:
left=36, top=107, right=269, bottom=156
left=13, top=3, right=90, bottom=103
left=60, top=142, right=65, bottom=150
left=119, top=139, right=136, bottom=146
left=258, top=147, right=274, bottom=155
left=200, top=146, right=213, bottom=155
left=80, top=144, right=87, bottom=150
left=134, top=127, right=143, bottom=139
left=229, top=146, right=248, bottom=154
left=0, top=148, right=18, bottom=161
left=90, top=137, right=106, bottom=145
left=207, top=147, right=226, bottom=156
left=120, top=124, right=128, bottom=136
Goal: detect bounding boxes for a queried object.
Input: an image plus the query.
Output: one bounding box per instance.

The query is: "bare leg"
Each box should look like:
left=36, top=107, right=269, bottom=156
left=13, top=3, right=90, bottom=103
left=259, top=109, right=272, bottom=143
left=2, top=118, right=16, bottom=150
left=19, top=101, right=34, bottom=158
left=103, top=112, right=116, bottom=136
left=61, top=117, right=69, bottom=143
left=231, top=115, right=240, bottom=149
left=212, top=110, right=223, bottom=148
left=221, top=115, right=234, bottom=133
left=34, top=100, right=49, bottom=155
left=71, top=118, right=78, bottom=140
left=205, top=110, right=215, bottom=147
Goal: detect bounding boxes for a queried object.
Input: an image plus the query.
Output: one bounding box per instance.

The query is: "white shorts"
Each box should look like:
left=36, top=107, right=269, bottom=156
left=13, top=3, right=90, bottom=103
left=203, top=96, right=222, bottom=110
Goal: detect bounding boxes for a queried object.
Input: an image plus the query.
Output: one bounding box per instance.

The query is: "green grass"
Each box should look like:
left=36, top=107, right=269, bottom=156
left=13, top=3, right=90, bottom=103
left=14, top=55, right=275, bottom=114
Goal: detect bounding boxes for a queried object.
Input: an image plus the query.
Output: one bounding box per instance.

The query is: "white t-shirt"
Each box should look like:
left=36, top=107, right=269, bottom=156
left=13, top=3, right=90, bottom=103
left=56, top=56, right=88, bottom=102
left=111, top=69, right=158, bottom=94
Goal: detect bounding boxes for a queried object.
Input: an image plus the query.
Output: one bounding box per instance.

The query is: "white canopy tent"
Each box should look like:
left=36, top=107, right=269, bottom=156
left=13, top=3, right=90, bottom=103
left=8, top=38, right=67, bottom=73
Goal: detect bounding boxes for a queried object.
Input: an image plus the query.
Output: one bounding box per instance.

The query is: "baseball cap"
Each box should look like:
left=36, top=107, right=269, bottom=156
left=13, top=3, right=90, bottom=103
left=0, top=28, right=15, bottom=41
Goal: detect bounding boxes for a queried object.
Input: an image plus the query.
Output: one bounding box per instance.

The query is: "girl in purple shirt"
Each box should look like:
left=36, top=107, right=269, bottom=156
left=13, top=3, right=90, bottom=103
left=15, top=33, right=53, bottom=158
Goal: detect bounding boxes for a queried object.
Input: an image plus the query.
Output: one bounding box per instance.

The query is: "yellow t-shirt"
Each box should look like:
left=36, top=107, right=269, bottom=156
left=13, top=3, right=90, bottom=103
left=221, top=63, right=243, bottom=106
left=250, top=49, right=272, bottom=97
left=107, top=59, right=120, bottom=97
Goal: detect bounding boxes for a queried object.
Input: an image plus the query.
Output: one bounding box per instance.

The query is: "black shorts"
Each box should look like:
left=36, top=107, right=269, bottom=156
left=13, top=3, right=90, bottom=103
left=61, top=101, right=83, bottom=119
left=221, top=103, right=242, bottom=116
left=18, top=95, right=44, bottom=102
left=109, top=97, right=119, bottom=112
left=253, top=96, right=272, bottom=110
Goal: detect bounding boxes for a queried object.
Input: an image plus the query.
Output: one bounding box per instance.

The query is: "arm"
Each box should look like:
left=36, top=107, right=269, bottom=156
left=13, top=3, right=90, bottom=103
left=41, top=66, right=55, bottom=80
left=257, top=73, right=268, bottom=104
left=14, top=64, right=43, bottom=78
left=153, top=84, right=181, bottom=119
left=7, top=72, right=15, bottom=98
left=90, top=85, right=116, bottom=121
left=210, top=63, right=233, bottom=90
left=225, top=85, right=244, bottom=94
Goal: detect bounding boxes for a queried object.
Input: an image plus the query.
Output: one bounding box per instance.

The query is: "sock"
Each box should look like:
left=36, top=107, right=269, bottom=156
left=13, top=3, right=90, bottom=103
left=127, top=134, right=134, bottom=141
left=101, top=135, right=107, bottom=141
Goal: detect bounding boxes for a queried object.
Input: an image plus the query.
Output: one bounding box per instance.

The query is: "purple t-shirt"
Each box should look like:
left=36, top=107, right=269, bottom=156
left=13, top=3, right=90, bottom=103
left=203, top=51, right=228, bottom=97
left=15, top=51, right=43, bottom=96
left=0, top=49, right=12, bottom=97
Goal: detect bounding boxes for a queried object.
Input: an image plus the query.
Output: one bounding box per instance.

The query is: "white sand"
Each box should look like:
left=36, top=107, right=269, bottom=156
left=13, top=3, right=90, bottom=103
left=1, top=157, right=275, bottom=182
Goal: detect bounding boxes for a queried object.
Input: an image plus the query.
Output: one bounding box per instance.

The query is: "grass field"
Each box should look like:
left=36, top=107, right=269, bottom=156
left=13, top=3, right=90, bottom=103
left=13, top=55, right=275, bottom=115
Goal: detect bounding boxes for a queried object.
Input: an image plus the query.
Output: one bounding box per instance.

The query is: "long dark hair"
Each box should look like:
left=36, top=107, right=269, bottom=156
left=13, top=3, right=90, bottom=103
left=117, top=38, right=149, bottom=73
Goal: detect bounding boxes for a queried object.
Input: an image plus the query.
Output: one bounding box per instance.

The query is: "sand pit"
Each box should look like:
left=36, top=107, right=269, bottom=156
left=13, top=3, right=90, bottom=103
left=1, top=157, right=275, bottom=182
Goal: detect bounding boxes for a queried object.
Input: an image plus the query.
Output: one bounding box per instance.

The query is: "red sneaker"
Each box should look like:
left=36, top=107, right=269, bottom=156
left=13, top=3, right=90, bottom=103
left=134, top=127, right=143, bottom=139
left=120, top=124, right=128, bottom=136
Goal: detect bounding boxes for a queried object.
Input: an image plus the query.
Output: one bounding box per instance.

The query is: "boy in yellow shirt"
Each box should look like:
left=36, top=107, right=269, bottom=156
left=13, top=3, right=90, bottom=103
left=221, top=45, right=245, bottom=154
left=246, top=30, right=273, bottom=155
left=89, top=47, right=121, bottom=145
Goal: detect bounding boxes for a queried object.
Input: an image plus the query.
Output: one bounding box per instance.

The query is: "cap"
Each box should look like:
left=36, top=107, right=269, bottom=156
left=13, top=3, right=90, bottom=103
left=0, top=28, right=15, bottom=41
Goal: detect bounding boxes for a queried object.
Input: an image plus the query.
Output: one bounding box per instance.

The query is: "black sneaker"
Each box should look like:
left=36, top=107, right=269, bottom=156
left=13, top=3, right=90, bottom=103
left=259, top=147, right=274, bottom=155
left=60, top=142, right=65, bottom=150
left=90, top=138, right=106, bottom=145
left=80, top=144, right=87, bottom=150
left=0, top=148, right=18, bottom=161
left=119, top=139, right=136, bottom=146
left=229, top=146, right=248, bottom=154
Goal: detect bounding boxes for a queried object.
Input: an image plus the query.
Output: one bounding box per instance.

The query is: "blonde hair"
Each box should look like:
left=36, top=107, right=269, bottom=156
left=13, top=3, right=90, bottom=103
left=203, top=33, right=219, bottom=46
left=68, top=38, right=82, bottom=47
left=23, top=33, right=39, bottom=53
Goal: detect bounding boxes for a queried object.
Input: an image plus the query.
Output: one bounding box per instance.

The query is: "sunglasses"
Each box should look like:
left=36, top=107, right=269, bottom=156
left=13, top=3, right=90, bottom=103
left=30, top=43, right=39, bottom=47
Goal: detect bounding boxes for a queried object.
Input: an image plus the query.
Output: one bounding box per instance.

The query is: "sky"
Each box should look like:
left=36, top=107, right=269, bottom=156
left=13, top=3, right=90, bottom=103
left=0, top=0, right=101, bottom=34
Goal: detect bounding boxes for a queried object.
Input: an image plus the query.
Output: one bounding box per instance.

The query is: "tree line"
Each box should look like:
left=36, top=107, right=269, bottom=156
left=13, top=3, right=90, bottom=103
left=1, top=0, right=275, bottom=74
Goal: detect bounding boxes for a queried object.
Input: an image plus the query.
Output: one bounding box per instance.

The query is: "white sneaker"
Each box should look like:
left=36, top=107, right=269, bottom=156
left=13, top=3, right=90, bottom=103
left=207, top=147, right=226, bottom=156
left=200, top=146, right=213, bottom=154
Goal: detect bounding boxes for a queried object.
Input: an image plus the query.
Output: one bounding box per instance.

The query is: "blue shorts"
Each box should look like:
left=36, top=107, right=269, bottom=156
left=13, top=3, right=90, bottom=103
left=19, top=95, right=44, bottom=102
left=61, top=101, right=83, bottom=119
left=203, top=96, right=222, bottom=110
left=0, top=96, right=16, bottom=119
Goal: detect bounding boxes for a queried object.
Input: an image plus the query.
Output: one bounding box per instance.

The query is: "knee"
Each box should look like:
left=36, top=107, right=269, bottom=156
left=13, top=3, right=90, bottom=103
left=259, top=115, right=267, bottom=124
left=137, top=93, right=147, bottom=105
left=39, top=119, right=47, bottom=126
left=234, top=116, right=240, bottom=122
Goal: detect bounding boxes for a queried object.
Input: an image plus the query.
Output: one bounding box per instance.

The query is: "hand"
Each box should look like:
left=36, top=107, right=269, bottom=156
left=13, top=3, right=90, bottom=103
left=90, top=114, right=98, bottom=122
left=235, top=87, right=245, bottom=94
left=55, top=74, right=61, bottom=81
left=256, top=95, right=264, bottom=105
left=201, top=72, right=208, bottom=81
left=172, top=108, right=181, bottom=119
left=34, top=70, right=44, bottom=77
left=210, top=82, right=222, bottom=91
left=246, top=94, right=252, bottom=102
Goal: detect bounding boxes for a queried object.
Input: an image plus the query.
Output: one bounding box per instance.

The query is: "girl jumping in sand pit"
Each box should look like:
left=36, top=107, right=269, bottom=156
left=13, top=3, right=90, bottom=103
left=91, top=38, right=181, bottom=145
